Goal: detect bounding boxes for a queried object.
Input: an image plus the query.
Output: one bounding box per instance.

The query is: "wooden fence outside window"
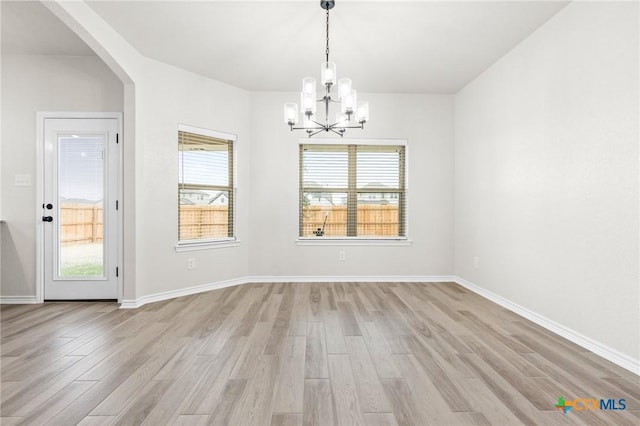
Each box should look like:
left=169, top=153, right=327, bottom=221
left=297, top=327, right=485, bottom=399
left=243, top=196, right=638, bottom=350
left=301, top=205, right=399, bottom=237
left=60, top=203, right=103, bottom=245
left=179, top=205, right=230, bottom=240
left=61, top=203, right=400, bottom=244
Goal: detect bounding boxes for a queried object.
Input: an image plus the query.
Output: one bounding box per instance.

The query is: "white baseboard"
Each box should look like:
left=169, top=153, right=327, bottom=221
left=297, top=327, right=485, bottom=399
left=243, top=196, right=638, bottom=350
left=120, top=276, right=250, bottom=309
left=245, top=275, right=455, bottom=284
left=120, top=275, right=454, bottom=309
left=0, top=296, right=39, bottom=304
left=454, top=276, right=640, bottom=377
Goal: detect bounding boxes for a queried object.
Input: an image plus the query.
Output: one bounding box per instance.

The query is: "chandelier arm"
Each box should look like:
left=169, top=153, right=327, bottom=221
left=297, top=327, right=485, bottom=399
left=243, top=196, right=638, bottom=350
left=316, top=96, right=338, bottom=104
left=329, top=123, right=365, bottom=130
left=308, top=128, right=328, bottom=137
left=291, top=125, right=324, bottom=131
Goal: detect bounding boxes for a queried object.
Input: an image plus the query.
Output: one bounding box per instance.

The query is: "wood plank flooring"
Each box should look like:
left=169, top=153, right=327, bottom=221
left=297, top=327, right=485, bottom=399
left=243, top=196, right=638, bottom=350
left=1, top=282, right=639, bottom=425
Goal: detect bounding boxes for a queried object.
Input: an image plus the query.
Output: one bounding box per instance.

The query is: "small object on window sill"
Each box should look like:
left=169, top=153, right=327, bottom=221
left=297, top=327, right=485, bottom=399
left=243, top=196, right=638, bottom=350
left=313, top=213, right=328, bottom=236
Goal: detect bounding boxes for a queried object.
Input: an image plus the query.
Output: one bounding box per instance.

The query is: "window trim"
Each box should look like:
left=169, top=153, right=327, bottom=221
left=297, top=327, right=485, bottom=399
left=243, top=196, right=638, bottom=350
left=175, top=238, right=240, bottom=252
left=297, top=138, right=408, bottom=241
left=177, top=124, right=238, bottom=247
left=296, top=237, right=412, bottom=246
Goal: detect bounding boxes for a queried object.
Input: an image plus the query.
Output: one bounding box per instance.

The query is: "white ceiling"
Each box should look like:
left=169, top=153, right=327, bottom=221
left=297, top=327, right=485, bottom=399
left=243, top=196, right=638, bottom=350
left=2, top=1, right=571, bottom=93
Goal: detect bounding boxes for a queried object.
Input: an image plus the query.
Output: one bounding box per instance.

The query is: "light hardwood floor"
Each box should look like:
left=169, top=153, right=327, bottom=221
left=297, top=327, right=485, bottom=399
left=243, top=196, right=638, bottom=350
left=1, top=282, right=639, bottom=425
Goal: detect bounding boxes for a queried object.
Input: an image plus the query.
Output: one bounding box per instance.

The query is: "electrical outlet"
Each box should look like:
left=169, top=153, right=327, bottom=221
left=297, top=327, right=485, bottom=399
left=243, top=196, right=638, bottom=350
left=14, top=174, right=32, bottom=187
left=473, top=257, right=479, bottom=268
left=188, top=258, right=196, bottom=269
left=339, top=251, right=346, bottom=261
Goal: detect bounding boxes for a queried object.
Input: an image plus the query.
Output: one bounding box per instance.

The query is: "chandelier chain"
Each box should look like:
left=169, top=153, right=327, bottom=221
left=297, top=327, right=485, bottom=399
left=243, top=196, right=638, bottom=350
left=325, top=8, right=330, bottom=62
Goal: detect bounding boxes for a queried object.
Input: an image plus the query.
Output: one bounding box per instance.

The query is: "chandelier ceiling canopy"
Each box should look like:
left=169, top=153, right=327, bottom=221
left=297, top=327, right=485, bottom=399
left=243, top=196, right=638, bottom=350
left=284, top=0, right=369, bottom=137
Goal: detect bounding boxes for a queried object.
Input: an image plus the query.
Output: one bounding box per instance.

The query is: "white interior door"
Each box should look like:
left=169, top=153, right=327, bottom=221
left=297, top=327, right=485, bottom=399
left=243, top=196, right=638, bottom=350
left=43, top=117, right=119, bottom=300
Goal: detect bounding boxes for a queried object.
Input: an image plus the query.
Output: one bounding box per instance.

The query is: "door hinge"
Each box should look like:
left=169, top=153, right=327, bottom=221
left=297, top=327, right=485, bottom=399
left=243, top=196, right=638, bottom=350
left=116, top=133, right=119, bottom=144
left=116, top=267, right=119, bottom=277
left=116, top=200, right=119, bottom=210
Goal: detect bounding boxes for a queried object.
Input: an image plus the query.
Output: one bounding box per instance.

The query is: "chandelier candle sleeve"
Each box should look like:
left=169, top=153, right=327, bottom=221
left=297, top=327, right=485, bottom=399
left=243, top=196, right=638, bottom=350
left=302, top=77, right=316, bottom=95
left=341, top=89, right=357, bottom=114
left=285, top=103, right=299, bottom=125
left=338, top=78, right=352, bottom=100
left=321, top=62, right=337, bottom=86
left=284, top=0, right=369, bottom=137
left=301, top=92, right=317, bottom=115
left=356, top=101, right=369, bottom=123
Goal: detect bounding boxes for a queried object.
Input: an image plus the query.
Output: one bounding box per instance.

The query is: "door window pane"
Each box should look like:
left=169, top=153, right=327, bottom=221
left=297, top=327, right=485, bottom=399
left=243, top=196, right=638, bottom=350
left=58, top=136, right=105, bottom=277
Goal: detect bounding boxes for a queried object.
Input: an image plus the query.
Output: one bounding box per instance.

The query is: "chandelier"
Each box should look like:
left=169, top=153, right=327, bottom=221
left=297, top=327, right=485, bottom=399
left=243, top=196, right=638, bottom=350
left=284, top=0, right=369, bottom=137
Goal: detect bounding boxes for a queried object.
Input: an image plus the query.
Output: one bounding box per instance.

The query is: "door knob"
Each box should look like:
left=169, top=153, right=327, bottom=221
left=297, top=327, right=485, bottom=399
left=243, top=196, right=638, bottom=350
left=42, top=216, right=53, bottom=222
left=46, top=203, right=53, bottom=210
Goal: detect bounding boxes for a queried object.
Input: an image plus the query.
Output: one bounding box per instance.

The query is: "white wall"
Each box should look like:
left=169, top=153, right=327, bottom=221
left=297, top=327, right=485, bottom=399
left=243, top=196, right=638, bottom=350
left=454, top=1, right=639, bottom=361
left=1, top=1, right=252, bottom=302
left=249, top=92, right=454, bottom=278
left=1, top=55, right=124, bottom=297
left=131, top=57, right=251, bottom=299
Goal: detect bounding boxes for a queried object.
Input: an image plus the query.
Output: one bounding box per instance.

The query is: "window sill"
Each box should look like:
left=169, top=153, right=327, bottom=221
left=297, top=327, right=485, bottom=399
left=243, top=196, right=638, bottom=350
left=296, top=238, right=412, bottom=247
left=175, top=239, right=241, bottom=252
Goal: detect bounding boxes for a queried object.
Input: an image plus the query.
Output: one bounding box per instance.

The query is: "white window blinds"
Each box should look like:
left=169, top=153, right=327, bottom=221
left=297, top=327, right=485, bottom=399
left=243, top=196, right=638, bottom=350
left=300, top=143, right=406, bottom=238
left=178, top=129, right=234, bottom=242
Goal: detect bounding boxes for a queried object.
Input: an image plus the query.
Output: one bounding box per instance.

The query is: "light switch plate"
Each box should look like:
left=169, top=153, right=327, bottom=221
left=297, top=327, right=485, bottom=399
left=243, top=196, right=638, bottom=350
left=14, top=174, right=32, bottom=187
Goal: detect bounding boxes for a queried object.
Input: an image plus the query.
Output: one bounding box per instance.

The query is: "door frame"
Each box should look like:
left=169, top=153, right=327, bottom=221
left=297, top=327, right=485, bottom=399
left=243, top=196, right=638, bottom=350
left=36, top=112, right=123, bottom=303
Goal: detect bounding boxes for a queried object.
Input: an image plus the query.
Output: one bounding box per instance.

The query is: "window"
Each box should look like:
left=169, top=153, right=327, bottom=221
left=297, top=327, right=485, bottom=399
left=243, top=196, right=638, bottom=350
left=299, top=141, right=406, bottom=238
left=178, top=126, right=235, bottom=243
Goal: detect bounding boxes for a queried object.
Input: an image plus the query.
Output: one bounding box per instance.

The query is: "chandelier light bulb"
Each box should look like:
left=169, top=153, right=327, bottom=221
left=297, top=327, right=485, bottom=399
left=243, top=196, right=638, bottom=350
left=325, top=68, right=334, bottom=81
left=302, top=77, right=316, bottom=95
